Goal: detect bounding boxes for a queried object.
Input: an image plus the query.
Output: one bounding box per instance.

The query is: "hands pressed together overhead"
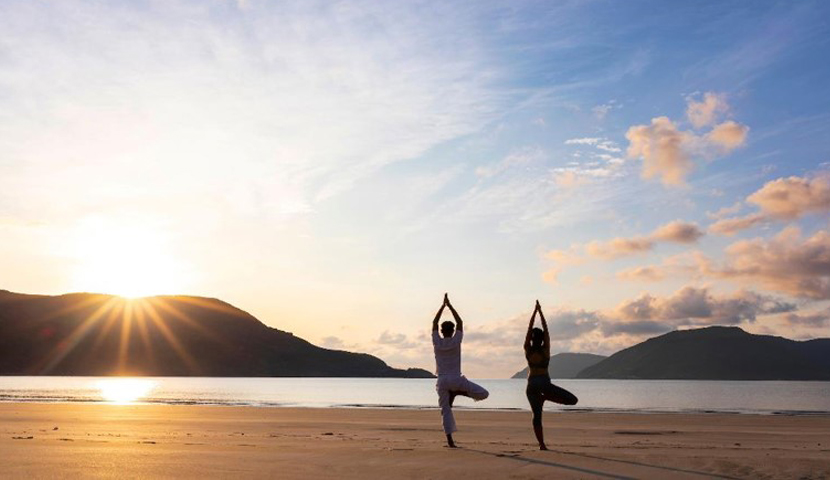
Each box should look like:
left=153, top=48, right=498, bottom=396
left=432, top=293, right=462, bottom=332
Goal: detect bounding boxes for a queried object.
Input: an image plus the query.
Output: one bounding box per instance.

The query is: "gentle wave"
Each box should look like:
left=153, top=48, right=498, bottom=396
left=2, top=395, right=828, bottom=416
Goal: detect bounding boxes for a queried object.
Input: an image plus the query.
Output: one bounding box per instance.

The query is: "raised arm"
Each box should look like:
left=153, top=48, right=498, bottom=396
left=524, top=304, right=538, bottom=350
left=536, top=300, right=550, bottom=353
left=446, top=297, right=463, bottom=332
left=432, top=295, right=447, bottom=332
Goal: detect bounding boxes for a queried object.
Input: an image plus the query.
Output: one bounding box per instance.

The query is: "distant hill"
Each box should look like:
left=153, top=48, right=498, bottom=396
left=511, top=352, right=606, bottom=379
left=577, top=326, right=830, bottom=380
left=0, top=290, right=433, bottom=378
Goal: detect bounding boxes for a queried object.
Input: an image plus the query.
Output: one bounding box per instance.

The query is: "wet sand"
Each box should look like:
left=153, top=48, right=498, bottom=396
left=1, top=403, right=828, bottom=479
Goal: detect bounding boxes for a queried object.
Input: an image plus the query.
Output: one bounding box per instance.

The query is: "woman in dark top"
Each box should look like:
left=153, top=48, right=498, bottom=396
left=524, top=300, right=578, bottom=450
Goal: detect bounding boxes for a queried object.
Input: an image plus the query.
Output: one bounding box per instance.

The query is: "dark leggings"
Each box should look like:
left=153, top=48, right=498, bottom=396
left=526, top=375, right=578, bottom=426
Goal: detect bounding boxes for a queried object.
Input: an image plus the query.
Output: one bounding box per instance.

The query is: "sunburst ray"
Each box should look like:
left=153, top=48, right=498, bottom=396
left=149, top=297, right=226, bottom=345
left=139, top=300, right=201, bottom=375
left=37, top=296, right=120, bottom=374
left=117, top=300, right=134, bottom=372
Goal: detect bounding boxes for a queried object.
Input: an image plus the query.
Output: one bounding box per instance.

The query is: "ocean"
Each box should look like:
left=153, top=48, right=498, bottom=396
left=1, top=377, right=828, bottom=415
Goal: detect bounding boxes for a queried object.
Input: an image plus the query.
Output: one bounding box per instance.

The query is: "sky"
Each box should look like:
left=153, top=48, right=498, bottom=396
left=2, top=0, right=830, bottom=378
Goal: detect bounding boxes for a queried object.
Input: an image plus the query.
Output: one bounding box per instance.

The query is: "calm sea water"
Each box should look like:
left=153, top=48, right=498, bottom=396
left=1, top=377, right=829, bottom=415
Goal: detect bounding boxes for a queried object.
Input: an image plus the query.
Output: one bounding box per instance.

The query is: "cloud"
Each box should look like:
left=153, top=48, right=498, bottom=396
left=705, top=121, right=750, bottom=152
left=709, top=174, right=830, bottom=235
left=783, top=310, right=830, bottom=327
left=596, top=143, right=623, bottom=153
left=541, top=266, right=562, bottom=284
left=613, top=286, right=795, bottom=326
left=444, top=282, right=802, bottom=376
left=592, top=104, right=613, bottom=119
left=709, top=213, right=766, bottom=235
left=591, top=100, right=622, bottom=120
left=544, top=247, right=584, bottom=265
left=704, top=226, right=830, bottom=299
left=551, top=164, right=616, bottom=189
left=626, top=94, right=748, bottom=186
left=686, top=92, right=729, bottom=128
left=706, top=202, right=743, bottom=220
left=320, top=336, right=345, bottom=349
left=585, top=237, right=654, bottom=259
left=553, top=170, right=591, bottom=188
left=376, top=330, right=418, bottom=349
left=627, top=117, right=695, bottom=186
left=570, top=220, right=704, bottom=261
left=462, top=307, right=607, bottom=353
left=465, top=286, right=795, bottom=362
left=565, top=137, right=602, bottom=146
left=0, top=1, right=505, bottom=226
left=447, top=141, right=632, bottom=232
left=542, top=247, right=583, bottom=281
left=651, top=220, right=705, bottom=243
left=748, top=175, right=830, bottom=218
left=615, top=251, right=705, bottom=282
left=475, top=147, right=544, bottom=178
left=616, top=265, right=667, bottom=281
left=622, top=224, right=830, bottom=301
left=599, top=319, right=670, bottom=336
left=544, top=220, right=705, bottom=280
left=451, top=137, right=631, bottom=230
left=564, top=137, right=621, bottom=153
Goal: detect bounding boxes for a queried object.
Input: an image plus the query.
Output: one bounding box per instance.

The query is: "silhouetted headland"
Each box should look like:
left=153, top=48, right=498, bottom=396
left=577, top=326, right=830, bottom=380
left=511, top=352, right=607, bottom=379
left=0, top=289, right=434, bottom=378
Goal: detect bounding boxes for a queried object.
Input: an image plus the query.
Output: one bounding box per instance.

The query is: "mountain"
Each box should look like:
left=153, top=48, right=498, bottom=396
left=577, top=326, right=830, bottom=380
left=0, top=290, right=433, bottom=378
left=511, top=352, right=606, bottom=379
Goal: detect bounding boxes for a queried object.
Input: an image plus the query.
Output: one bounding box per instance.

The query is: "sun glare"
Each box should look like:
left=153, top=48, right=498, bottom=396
left=97, top=378, right=156, bottom=404
left=69, top=218, right=191, bottom=298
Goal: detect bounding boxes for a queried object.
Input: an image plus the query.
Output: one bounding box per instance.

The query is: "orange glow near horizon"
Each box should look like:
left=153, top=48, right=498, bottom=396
left=97, top=378, right=156, bottom=404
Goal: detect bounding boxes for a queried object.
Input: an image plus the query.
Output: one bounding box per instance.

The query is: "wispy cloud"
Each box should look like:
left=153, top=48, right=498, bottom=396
left=545, top=219, right=704, bottom=270
left=591, top=100, right=621, bottom=120
left=0, top=1, right=506, bottom=226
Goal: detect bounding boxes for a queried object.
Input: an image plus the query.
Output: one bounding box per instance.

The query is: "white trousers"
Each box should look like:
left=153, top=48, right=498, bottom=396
left=436, top=374, right=489, bottom=434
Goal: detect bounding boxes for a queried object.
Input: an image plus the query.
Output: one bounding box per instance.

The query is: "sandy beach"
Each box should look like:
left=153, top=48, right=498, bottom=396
left=0, top=404, right=827, bottom=479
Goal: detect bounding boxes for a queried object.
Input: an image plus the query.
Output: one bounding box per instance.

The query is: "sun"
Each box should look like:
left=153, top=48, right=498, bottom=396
left=69, top=217, right=191, bottom=298
left=97, top=378, right=156, bottom=404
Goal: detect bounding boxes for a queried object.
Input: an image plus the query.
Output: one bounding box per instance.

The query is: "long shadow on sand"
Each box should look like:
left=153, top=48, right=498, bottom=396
left=464, top=448, right=635, bottom=480
left=550, top=449, right=741, bottom=479
left=466, top=447, right=742, bottom=479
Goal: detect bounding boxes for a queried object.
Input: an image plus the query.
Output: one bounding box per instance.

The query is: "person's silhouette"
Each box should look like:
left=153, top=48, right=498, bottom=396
left=524, top=300, right=578, bottom=450
left=431, top=293, right=489, bottom=448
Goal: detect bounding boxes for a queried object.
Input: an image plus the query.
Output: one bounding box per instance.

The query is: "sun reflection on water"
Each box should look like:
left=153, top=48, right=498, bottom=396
left=97, top=378, right=155, bottom=404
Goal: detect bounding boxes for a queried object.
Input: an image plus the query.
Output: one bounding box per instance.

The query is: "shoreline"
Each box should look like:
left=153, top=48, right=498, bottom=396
left=1, top=399, right=829, bottom=417
left=2, top=403, right=828, bottom=479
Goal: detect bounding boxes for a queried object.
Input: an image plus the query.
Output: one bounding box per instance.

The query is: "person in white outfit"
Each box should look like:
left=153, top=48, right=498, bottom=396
left=432, top=293, right=489, bottom=448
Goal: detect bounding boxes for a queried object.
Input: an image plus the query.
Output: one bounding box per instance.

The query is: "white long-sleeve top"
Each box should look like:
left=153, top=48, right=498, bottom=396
left=432, top=330, right=463, bottom=376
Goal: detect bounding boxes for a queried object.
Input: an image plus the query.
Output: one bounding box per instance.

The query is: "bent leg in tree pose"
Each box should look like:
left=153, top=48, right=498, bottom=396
left=524, top=300, right=578, bottom=450
left=432, top=293, right=489, bottom=448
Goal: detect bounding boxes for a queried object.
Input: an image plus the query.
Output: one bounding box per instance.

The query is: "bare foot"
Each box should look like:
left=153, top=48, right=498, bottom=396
left=447, top=434, right=457, bottom=448
left=539, top=443, right=548, bottom=451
